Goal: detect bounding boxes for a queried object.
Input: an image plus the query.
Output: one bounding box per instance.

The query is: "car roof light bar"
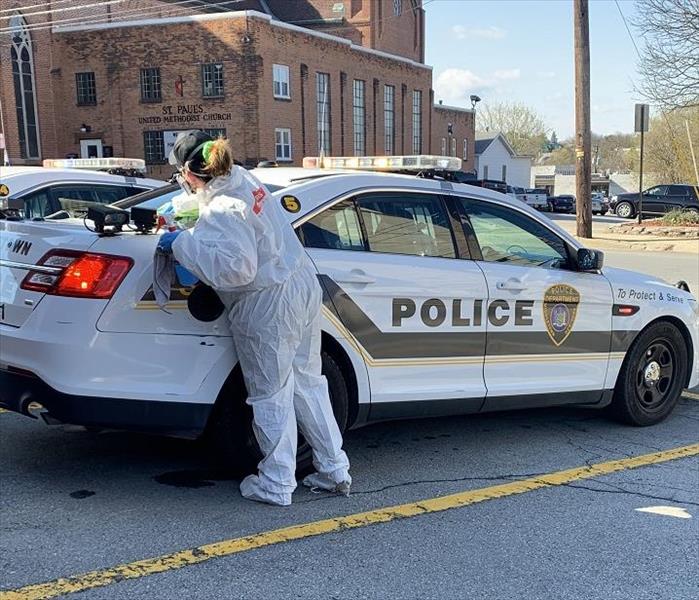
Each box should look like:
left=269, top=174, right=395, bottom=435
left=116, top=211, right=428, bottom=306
left=302, top=155, right=463, bottom=172
left=42, top=158, right=147, bottom=172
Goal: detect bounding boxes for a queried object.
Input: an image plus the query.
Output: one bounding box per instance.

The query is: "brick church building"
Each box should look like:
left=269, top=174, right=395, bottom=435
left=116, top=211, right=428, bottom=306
left=1, top=0, right=475, bottom=178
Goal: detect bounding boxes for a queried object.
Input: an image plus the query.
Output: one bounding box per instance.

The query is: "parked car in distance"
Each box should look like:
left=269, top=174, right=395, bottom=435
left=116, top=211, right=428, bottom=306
left=610, top=184, right=699, bottom=219
left=524, top=188, right=548, bottom=210
left=0, top=160, right=166, bottom=220
left=591, top=192, right=608, bottom=215
left=548, top=195, right=575, bottom=214
left=506, top=185, right=527, bottom=203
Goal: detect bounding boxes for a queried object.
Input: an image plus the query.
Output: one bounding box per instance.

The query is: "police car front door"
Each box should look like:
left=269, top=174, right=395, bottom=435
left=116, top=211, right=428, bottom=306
left=456, top=198, right=614, bottom=409
left=299, top=191, right=489, bottom=417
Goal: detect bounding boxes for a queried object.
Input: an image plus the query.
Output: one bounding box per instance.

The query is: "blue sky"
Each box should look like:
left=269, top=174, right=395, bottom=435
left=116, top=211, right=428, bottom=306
left=425, top=0, right=643, bottom=139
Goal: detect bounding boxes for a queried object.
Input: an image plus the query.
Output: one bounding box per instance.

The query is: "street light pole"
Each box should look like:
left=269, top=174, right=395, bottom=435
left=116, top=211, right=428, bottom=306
left=574, top=0, right=592, bottom=239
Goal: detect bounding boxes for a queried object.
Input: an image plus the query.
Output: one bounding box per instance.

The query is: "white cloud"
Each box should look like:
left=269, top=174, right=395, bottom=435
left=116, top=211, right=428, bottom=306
left=434, top=68, right=492, bottom=104
left=493, top=69, right=521, bottom=80
left=536, top=71, right=557, bottom=79
left=452, top=25, right=506, bottom=40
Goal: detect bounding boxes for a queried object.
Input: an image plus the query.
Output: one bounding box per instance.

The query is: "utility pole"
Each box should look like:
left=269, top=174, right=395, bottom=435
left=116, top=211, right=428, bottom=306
left=574, top=0, right=592, bottom=238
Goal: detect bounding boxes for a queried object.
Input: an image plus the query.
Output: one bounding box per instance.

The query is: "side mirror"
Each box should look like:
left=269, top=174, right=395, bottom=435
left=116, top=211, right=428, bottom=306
left=575, top=248, right=604, bottom=272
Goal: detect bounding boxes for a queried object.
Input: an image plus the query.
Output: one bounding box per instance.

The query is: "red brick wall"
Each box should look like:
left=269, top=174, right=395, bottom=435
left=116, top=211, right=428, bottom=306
left=431, top=106, right=476, bottom=173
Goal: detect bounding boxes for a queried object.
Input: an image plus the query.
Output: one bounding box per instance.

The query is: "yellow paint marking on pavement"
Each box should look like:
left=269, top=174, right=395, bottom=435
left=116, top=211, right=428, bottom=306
left=2, top=443, right=698, bottom=600
left=0, top=408, right=8, bottom=414
left=682, top=390, right=699, bottom=401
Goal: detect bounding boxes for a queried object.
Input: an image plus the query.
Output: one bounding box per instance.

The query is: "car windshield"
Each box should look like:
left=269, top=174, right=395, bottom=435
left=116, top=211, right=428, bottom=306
left=112, top=182, right=286, bottom=211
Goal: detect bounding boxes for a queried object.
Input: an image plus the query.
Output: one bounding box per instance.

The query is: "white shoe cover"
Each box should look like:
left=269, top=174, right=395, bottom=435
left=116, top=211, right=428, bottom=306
left=302, top=472, right=351, bottom=497
left=240, top=475, right=291, bottom=507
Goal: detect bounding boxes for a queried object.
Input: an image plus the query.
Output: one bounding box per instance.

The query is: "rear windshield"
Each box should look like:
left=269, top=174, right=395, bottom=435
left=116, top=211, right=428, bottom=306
left=112, top=182, right=287, bottom=211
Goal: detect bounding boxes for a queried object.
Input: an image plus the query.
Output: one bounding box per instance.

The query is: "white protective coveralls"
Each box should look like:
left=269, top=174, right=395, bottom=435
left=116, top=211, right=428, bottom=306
left=171, top=166, right=351, bottom=505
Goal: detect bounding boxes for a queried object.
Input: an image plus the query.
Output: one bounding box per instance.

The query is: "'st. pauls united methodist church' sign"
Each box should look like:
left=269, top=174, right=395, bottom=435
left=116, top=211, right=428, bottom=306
left=138, top=105, right=232, bottom=125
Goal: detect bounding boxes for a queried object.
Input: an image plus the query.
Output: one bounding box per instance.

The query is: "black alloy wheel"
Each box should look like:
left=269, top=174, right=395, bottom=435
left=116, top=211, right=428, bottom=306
left=634, top=341, right=674, bottom=413
left=610, top=321, right=688, bottom=426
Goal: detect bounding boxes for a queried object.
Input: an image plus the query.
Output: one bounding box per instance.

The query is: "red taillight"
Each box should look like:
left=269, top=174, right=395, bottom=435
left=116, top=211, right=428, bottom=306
left=21, top=250, right=133, bottom=299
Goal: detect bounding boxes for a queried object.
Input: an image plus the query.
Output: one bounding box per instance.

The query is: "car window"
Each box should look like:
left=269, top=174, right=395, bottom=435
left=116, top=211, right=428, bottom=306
left=462, top=199, right=569, bottom=269
left=128, top=189, right=182, bottom=212
left=299, top=199, right=365, bottom=251
left=646, top=186, right=666, bottom=196
left=93, top=186, right=132, bottom=204
left=667, top=185, right=688, bottom=196
left=355, top=192, right=456, bottom=258
left=51, top=186, right=101, bottom=218
left=22, top=189, right=52, bottom=219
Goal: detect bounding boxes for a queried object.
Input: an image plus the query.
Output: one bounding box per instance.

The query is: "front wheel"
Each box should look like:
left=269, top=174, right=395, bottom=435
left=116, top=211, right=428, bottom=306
left=609, top=321, right=688, bottom=426
left=615, top=201, right=634, bottom=218
left=207, top=352, right=349, bottom=476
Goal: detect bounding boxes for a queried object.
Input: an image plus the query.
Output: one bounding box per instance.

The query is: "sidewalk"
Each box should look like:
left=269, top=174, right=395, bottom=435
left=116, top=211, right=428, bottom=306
left=556, top=220, right=699, bottom=253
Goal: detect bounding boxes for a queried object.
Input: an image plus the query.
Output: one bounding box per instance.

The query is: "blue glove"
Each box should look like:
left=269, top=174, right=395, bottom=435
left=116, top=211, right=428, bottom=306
left=175, top=264, right=199, bottom=287
left=157, top=230, right=182, bottom=254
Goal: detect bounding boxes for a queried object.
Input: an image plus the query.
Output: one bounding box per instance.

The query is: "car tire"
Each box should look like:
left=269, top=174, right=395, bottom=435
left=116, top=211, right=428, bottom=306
left=207, top=351, right=349, bottom=477
left=615, top=201, right=634, bottom=218
left=609, top=321, right=688, bottom=426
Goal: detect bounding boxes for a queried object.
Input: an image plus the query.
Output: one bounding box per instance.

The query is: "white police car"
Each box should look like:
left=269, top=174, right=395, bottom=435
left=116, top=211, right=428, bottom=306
left=1, top=155, right=697, bottom=472
left=0, top=158, right=165, bottom=220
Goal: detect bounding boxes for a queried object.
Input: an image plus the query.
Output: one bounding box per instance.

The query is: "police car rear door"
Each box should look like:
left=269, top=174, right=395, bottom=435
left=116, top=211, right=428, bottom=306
left=298, top=189, right=489, bottom=418
left=452, top=196, right=614, bottom=409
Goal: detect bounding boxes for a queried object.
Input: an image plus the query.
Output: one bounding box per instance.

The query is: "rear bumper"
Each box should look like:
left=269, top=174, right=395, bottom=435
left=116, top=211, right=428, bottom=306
left=0, top=368, right=211, bottom=438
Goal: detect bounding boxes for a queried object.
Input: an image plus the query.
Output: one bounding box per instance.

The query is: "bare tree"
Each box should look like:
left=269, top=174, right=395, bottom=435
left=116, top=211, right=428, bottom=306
left=632, top=0, right=699, bottom=109
left=645, top=107, right=699, bottom=182
left=476, top=101, right=549, bottom=157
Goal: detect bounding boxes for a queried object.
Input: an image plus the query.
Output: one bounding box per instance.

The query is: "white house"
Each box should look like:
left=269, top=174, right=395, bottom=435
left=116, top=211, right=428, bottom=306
left=474, top=133, right=531, bottom=188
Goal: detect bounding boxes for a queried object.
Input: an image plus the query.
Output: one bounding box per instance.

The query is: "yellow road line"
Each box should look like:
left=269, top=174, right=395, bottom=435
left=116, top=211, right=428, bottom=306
left=1, top=443, right=698, bottom=600
left=683, top=390, right=699, bottom=401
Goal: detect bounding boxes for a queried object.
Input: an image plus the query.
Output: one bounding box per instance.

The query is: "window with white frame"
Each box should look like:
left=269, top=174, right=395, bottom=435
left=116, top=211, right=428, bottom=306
left=273, top=64, right=290, bottom=99
left=201, top=63, right=224, bottom=98
left=483, top=165, right=489, bottom=179
left=316, top=72, right=331, bottom=155
left=275, top=128, right=292, bottom=161
left=393, top=0, right=402, bottom=16
left=384, top=84, right=395, bottom=155
left=451, top=138, right=457, bottom=157
left=10, top=14, right=40, bottom=158
left=501, top=164, right=507, bottom=182
left=412, top=90, right=422, bottom=154
left=353, top=80, right=366, bottom=156
left=441, top=138, right=446, bottom=155
left=463, top=138, right=468, bottom=160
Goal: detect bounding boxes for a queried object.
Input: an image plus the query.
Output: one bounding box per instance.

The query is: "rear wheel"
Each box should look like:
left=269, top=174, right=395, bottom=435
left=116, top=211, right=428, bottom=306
left=615, top=201, right=634, bottom=218
left=207, top=351, right=349, bottom=477
left=609, top=321, right=687, bottom=426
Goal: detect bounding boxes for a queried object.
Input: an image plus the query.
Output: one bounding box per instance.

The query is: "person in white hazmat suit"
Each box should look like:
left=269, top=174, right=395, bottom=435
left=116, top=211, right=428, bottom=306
left=158, top=130, right=351, bottom=506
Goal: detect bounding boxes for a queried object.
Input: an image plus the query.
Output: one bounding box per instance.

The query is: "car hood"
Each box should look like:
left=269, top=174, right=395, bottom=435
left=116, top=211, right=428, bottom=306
left=602, top=266, right=697, bottom=301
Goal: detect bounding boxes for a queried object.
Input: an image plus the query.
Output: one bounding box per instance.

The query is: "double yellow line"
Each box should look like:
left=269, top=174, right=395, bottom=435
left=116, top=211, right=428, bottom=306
left=1, top=443, right=698, bottom=600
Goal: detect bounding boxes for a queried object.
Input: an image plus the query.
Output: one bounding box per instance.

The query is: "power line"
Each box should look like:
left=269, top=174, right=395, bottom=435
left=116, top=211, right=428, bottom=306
left=0, top=0, right=79, bottom=16
left=613, top=0, right=641, bottom=59
left=0, top=0, right=228, bottom=34
left=1, top=0, right=127, bottom=20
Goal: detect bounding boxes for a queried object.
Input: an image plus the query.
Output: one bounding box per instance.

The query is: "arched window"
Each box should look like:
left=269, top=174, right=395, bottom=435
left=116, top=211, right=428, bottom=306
left=10, top=14, right=40, bottom=159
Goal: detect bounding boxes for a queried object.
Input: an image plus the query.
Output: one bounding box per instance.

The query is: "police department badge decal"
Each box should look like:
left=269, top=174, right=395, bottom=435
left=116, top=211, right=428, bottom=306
left=543, top=284, right=580, bottom=346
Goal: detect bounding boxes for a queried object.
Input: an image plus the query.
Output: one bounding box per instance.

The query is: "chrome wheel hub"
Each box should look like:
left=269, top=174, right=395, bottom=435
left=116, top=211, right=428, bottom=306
left=644, top=361, right=661, bottom=385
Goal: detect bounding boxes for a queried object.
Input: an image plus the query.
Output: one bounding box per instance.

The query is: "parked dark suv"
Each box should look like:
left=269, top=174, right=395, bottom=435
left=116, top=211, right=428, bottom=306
left=610, top=184, right=699, bottom=218
left=548, top=194, right=575, bottom=213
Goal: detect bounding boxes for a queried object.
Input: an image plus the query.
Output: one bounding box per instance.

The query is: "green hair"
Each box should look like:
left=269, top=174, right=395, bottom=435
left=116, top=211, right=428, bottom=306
left=202, top=140, right=214, bottom=164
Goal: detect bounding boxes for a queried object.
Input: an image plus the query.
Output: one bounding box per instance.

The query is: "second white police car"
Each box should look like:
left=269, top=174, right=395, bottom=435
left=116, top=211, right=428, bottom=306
left=1, top=156, right=697, bottom=472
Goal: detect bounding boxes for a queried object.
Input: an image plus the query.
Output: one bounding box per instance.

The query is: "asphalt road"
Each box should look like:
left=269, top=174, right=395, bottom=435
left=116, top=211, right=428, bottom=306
left=1, top=392, right=698, bottom=599
left=2, top=232, right=698, bottom=600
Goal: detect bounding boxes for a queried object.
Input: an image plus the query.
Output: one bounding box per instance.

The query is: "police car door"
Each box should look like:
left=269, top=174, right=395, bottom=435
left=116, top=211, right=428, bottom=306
left=453, top=197, right=614, bottom=409
left=298, top=190, right=488, bottom=417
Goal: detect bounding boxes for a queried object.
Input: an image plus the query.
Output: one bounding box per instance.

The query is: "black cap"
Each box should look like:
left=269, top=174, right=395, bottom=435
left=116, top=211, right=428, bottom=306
left=168, top=130, right=213, bottom=174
